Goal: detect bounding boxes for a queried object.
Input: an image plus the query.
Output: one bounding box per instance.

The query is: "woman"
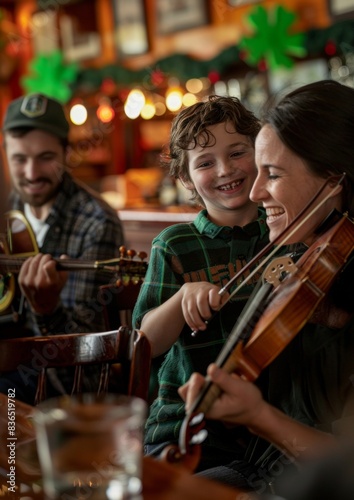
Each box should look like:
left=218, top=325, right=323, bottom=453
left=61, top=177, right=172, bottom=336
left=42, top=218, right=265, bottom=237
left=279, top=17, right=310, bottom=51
left=180, top=80, right=354, bottom=494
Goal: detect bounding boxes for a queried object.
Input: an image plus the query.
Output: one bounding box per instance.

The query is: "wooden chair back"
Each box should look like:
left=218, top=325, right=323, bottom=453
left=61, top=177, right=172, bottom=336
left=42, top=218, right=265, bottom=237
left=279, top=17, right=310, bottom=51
left=0, top=326, right=151, bottom=405
left=99, top=280, right=144, bottom=330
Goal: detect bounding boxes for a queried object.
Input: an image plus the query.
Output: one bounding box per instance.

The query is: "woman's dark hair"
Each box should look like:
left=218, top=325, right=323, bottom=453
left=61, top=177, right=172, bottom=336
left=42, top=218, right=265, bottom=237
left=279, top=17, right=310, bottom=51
left=262, top=80, right=354, bottom=217
left=161, top=95, right=260, bottom=206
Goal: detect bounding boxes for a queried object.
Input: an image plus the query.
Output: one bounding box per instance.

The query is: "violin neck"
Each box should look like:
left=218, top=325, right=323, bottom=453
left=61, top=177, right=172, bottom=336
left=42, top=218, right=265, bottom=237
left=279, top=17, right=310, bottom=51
left=0, top=256, right=99, bottom=273
left=57, top=259, right=98, bottom=271
left=188, top=281, right=274, bottom=417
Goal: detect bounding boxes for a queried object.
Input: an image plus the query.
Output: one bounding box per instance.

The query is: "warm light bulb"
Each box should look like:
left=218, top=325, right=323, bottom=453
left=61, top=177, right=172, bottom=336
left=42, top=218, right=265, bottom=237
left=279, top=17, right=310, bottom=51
left=124, top=102, right=140, bottom=119
left=124, top=89, right=145, bottom=119
left=214, top=81, right=228, bottom=96
left=141, top=102, right=156, bottom=120
left=228, top=79, right=241, bottom=98
left=186, top=78, right=203, bottom=94
left=166, top=90, right=183, bottom=112
left=182, top=93, right=198, bottom=107
left=70, top=104, right=87, bottom=125
left=97, top=103, right=115, bottom=123
left=200, top=77, right=211, bottom=90
left=154, top=102, right=166, bottom=116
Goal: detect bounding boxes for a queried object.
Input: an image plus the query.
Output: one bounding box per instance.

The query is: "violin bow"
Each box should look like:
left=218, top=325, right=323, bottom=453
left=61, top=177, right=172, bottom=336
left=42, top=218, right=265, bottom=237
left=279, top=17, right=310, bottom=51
left=191, top=173, right=345, bottom=336
left=177, top=175, right=348, bottom=462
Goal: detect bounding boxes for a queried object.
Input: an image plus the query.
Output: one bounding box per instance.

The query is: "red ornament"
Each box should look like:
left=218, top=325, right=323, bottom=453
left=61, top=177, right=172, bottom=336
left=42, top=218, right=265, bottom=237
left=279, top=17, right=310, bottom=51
left=257, top=60, right=267, bottom=72
left=325, top=40, right=337, bottom=57
left=208, top=71, right=220, bottom=84
left=151, top=69, right=165, bottom=87
left=100, top=78, right=116, bottom=95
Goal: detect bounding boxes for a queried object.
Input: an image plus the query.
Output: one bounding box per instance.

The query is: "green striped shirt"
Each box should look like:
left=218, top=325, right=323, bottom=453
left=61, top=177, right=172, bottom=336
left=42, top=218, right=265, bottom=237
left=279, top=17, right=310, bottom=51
left=133, top=208, right=270, bottom=449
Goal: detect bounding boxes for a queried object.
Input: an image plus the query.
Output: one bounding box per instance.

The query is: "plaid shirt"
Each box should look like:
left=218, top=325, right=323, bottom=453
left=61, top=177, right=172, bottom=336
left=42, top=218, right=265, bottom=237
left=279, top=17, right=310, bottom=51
left=7, top=173, right=124, bottom=398
left=10, top=172, right=124, bottom=335
left=133, top=208, right=271, bottom=452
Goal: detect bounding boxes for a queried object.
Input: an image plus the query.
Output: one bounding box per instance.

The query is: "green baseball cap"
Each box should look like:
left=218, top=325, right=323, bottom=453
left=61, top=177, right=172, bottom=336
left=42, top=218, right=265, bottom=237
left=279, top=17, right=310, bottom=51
left=2, top=93, right=69, bottom=139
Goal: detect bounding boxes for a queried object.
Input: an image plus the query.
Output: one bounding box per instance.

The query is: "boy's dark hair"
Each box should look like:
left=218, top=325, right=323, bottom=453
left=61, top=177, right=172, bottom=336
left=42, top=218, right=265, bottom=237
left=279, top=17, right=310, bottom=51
left=161, top=95, right=260, bottom=205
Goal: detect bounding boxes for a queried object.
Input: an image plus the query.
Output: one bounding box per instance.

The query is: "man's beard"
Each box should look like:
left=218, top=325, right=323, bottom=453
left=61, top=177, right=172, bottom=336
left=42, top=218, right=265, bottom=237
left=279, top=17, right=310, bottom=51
left=17, top=179, right=62, bottom=207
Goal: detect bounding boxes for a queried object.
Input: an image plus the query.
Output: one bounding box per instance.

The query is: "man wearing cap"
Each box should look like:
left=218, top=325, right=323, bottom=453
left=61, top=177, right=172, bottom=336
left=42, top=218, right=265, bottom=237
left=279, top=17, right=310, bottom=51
left=1, top=93, right=124, bottom=403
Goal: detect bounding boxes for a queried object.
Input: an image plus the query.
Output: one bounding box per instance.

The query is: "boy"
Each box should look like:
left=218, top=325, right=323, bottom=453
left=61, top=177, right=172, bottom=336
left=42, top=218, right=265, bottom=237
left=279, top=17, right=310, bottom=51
left=133, top=95, right=269, bottom=471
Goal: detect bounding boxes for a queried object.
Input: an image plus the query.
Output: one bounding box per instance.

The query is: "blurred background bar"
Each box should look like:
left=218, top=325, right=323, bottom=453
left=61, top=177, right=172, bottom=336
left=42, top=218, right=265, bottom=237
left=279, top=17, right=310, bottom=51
left=1, top=0, right=353, bottom=250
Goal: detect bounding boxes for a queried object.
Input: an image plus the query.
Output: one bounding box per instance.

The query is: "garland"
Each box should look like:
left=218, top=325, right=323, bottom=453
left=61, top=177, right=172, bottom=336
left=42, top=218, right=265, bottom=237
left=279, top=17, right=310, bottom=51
left=76, top=18, right=354, bottom=89
left=21, top=16, right=354, bottom=103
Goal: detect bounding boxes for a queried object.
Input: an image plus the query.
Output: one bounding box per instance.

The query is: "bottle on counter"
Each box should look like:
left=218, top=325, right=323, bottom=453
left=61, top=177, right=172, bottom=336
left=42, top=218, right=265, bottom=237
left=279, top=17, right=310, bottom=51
left=159, top=174, right=178, bottom=206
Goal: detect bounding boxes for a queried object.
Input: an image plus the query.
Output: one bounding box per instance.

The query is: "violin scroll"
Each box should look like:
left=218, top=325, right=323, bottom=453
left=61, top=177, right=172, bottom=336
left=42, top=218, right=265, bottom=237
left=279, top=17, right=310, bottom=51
left=160, top=412, right=205, bottom=472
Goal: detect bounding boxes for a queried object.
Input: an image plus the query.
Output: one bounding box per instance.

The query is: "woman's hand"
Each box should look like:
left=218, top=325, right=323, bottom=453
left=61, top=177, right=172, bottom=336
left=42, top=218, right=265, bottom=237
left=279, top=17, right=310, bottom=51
left=180, top=364, right=339, bottom=462
left=180, top=282, right=229, bottom=332
left=179, top=363, right=266, bottom=429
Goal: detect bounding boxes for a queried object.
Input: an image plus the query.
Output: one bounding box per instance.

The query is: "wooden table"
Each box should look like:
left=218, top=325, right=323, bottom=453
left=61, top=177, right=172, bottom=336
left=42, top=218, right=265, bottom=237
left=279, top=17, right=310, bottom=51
left=0, top=456, right=247, bottom=500
left=143, top=456, right=246, bottom=500
left=0, top=458, right=248, bottom=500
left=0, top=394, right=252, bottom=500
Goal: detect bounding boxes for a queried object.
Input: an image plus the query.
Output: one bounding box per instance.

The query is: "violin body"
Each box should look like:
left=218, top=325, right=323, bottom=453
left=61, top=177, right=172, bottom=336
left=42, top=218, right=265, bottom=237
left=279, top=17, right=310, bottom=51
left=1, top=211, right=148, bottom=333
left=232, top=214, right=354, bottom=384
left=165, top=212, right=354, bottom=470
left=0, top=210, right=39, bottom=321
left=0, top=235, right=17, bottom=315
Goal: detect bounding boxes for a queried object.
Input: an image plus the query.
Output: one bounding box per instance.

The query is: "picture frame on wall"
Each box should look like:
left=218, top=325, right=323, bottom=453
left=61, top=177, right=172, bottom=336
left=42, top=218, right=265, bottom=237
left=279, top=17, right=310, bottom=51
left=327, top=0, right=354, bottom=20
left=31, top=9, right=60, bottom=55
left=157, top=0, right=209, bottom=35
left=112, top=0, right=149, bottom=57
left=227, top=0, right=261, bottom=5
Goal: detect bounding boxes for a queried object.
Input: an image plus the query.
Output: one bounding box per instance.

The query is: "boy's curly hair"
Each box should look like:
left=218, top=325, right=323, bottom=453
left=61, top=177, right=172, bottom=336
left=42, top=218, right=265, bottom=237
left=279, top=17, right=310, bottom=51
left=161, top=95, right=260, bottom=206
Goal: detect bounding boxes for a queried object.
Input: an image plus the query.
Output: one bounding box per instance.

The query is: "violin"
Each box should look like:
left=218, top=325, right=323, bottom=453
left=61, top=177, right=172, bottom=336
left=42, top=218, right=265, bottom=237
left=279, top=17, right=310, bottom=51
left=0, top=251, right=148, bottom=275
left=162, top=209, right=354, bottom=472
left=0, top=210, right=148, bottom=315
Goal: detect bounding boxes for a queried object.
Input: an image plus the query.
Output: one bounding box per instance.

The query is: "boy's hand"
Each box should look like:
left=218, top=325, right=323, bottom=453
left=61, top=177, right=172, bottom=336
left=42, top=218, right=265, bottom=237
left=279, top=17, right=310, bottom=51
left=180, top=282, right=229, bottom=332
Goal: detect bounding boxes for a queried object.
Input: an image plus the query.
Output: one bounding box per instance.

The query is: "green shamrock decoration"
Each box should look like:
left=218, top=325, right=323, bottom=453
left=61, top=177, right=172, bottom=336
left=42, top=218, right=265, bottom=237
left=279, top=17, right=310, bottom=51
left=21, top=50, right=78, bottom=103
left=239, top=5, right=307, bottom=71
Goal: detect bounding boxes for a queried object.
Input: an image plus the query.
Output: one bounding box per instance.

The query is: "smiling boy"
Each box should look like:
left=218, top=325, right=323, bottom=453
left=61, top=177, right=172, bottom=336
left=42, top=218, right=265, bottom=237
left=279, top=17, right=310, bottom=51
left=133, top=95, right=270, bottom=471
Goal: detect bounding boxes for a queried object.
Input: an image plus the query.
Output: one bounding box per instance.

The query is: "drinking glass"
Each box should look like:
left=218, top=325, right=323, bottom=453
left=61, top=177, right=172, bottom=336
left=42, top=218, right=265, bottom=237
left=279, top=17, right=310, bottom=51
left=33, top=393, right=147, bottom=500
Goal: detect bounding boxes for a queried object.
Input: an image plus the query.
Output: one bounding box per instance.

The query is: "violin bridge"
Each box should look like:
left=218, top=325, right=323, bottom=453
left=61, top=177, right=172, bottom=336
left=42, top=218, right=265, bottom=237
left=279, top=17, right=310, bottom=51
left=262, top=256, right=297, bottom=287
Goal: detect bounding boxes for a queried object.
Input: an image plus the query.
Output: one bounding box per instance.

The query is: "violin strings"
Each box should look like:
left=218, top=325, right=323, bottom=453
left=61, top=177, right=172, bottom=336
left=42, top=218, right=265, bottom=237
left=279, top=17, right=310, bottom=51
left=219, top=175, right=345, bottom=306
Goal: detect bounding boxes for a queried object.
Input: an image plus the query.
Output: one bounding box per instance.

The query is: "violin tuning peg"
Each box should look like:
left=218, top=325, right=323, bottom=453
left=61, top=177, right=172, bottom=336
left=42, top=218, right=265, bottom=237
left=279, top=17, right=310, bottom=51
left=137, top=251, right=148, bottom=261
left=127, top=249, right=136, bottom=259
